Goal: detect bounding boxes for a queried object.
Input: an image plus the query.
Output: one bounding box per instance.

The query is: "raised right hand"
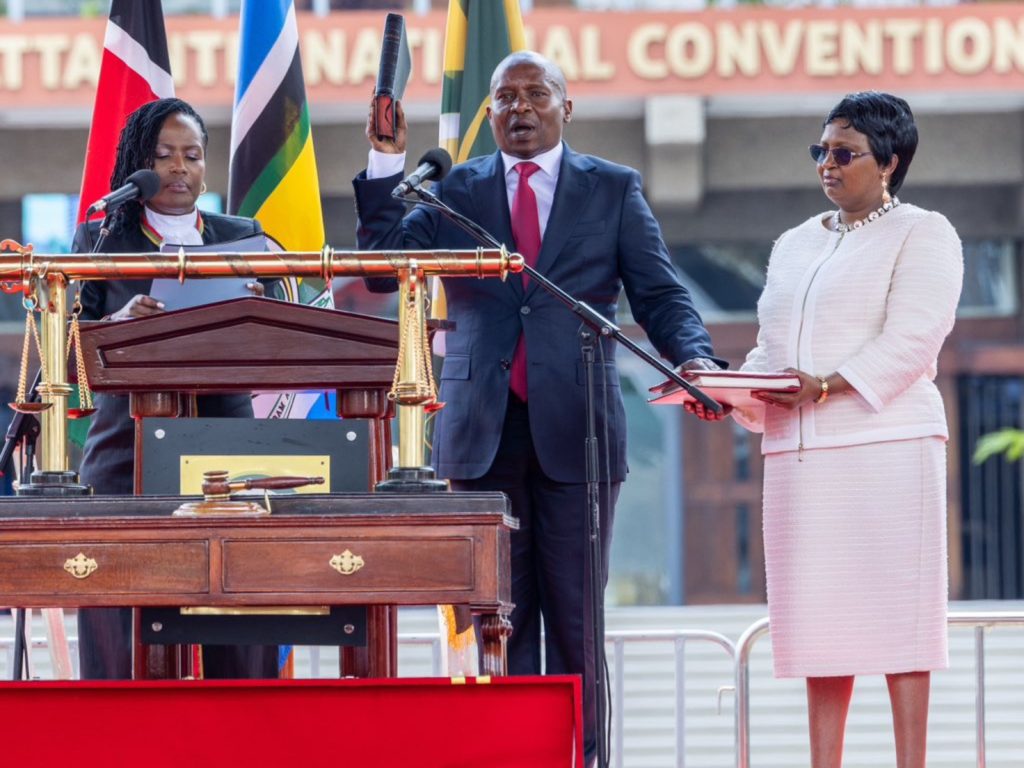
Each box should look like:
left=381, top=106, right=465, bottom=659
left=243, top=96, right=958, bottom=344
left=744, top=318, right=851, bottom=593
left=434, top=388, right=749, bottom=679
left=366, top=96, right=406, bottom=154
left=108, top=295, right=164, bottom=321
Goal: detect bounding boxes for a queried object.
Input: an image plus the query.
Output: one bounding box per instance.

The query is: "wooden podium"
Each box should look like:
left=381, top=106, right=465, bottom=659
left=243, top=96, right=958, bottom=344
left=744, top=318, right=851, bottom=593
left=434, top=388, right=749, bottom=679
left=70, top=297, right=509, bottom=677
left=78, top=296, right=403, bottom=489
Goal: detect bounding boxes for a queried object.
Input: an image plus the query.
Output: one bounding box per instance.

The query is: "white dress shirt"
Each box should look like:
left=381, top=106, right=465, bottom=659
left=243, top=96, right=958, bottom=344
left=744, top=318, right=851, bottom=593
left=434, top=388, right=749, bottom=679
left=368, top=143, right=564, bottom=238
left=144, top=206, right=203, bottom=246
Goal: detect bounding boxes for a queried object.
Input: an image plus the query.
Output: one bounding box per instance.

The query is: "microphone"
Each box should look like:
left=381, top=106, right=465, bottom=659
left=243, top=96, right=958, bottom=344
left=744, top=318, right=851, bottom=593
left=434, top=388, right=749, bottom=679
left=391, top=148, right=453, bottom=198
left=86, top=169, right=160, bottom=215
left=373, top=13, right=405, bottom=141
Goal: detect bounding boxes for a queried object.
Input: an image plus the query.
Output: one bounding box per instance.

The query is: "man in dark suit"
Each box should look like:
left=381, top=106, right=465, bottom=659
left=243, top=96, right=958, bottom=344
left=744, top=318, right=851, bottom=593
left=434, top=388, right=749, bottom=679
left=354, top=51, right=721, bottom=763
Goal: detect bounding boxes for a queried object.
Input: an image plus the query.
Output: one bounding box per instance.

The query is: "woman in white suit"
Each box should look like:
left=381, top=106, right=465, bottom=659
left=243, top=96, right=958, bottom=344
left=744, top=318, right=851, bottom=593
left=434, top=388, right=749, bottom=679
left=692, top=92, right=963, bottom=768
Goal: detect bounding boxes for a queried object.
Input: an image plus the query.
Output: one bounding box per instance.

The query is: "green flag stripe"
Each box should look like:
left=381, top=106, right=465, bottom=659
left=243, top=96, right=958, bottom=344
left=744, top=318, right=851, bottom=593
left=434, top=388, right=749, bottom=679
left=440, top=72, right=464, bottom=114
left=227, top=48, right=306, bottom=214
left=235, top=103, right=311, bottom=219
left=456, top=1, right=518, bottom=157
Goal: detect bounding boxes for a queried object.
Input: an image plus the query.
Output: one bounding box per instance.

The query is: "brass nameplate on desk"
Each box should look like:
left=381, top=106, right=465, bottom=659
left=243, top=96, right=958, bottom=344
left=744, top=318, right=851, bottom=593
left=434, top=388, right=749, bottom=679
left=180, top=606, right=330, bottom=616
left=63, top=553, right=98, bottom=579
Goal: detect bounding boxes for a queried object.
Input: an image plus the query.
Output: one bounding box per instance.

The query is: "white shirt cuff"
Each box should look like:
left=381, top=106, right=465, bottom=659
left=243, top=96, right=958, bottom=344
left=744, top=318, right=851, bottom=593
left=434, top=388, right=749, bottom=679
left=367, top=149, right=406, bottom=180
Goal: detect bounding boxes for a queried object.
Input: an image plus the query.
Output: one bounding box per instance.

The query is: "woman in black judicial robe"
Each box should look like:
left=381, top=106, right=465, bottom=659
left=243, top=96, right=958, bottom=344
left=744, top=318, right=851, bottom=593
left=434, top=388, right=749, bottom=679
left=72, top=98, right=277, bottom=680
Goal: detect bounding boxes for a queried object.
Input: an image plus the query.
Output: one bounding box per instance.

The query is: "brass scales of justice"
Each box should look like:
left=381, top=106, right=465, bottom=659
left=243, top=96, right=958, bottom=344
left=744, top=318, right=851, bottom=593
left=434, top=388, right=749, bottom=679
left=0, top=238, right=523, bottom=499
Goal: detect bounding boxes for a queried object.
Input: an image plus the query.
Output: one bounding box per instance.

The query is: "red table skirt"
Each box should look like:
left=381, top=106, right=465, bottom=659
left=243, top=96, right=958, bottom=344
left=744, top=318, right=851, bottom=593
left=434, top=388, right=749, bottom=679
left=0, top=675, right=582, bottom=767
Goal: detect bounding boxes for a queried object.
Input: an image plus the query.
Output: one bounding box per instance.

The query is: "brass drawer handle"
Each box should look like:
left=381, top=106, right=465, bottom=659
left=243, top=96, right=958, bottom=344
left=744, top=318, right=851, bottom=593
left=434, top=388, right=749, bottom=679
left=329, top=550, right=364, bottom=575
left=64, top=553, right=98, bottom=579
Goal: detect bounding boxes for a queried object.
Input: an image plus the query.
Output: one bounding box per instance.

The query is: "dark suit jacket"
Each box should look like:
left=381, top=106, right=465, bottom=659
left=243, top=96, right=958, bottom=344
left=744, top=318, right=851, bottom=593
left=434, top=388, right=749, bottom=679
left=353, top=144, right=718, bottom=483
left=72, top=211, right=262, bottom=494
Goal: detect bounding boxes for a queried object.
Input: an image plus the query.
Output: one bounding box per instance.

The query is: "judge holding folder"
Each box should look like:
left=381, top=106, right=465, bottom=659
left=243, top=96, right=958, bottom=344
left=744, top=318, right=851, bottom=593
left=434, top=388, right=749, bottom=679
left=72, top=97, right=274, bottom=680
left=354, top=51, right=721, bottom=765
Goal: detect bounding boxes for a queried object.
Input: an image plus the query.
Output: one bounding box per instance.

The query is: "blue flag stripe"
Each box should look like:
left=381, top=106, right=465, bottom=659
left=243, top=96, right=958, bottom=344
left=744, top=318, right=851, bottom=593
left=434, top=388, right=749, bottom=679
left=236, top=0, right=289, bottom=101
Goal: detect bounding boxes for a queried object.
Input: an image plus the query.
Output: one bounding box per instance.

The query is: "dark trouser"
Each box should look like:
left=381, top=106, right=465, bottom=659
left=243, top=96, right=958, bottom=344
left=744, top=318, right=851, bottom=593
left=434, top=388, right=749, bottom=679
left=77, top=607, right=279, bottom=680
left=451, top=396, right=619, bottom=763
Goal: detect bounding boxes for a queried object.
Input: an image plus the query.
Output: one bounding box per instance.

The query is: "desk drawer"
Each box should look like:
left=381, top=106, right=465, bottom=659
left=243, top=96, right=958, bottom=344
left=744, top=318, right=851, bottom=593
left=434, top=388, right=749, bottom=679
left=0, top=542, right=209, bottom=596
left=222, top=538, right=475, bottom=593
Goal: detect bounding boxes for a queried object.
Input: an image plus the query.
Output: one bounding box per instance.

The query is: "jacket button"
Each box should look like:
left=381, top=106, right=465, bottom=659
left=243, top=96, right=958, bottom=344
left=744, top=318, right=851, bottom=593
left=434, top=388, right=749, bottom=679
left=520, top=306, right=531, bottom=315
left=500, top=359, right=511, bottom=370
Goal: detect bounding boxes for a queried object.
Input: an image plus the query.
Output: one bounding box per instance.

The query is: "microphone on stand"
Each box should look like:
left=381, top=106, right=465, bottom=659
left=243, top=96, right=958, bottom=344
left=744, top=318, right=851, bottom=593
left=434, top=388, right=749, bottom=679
left=391, top=148, right=453, bottom=198
left=373, top=13, right=405, bottom=141
left=85, top=169, right=160, bottom=216
left=84, top=169, right=160, bottom=253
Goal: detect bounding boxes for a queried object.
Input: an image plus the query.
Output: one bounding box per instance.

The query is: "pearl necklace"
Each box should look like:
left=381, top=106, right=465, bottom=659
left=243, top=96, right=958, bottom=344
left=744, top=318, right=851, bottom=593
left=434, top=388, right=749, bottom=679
left=833, top=197, right=901, bottom=233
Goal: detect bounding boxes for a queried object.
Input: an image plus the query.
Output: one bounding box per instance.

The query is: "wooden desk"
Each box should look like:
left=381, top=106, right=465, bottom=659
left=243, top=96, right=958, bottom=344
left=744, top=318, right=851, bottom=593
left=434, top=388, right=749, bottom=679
left=0, top=492, right=513, bottom=678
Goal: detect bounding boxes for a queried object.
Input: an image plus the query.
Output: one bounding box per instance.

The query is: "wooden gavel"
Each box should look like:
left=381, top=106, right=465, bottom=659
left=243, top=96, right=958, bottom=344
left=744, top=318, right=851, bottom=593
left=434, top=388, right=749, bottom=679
left=173, top=470, right=325, bottom=517
left=199, top=470, right=325, bottom=500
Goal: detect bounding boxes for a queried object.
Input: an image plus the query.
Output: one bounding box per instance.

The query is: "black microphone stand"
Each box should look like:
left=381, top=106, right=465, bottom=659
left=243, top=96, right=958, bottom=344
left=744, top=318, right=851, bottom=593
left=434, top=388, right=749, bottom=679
left=0, top=369, right=42, bottom=680
left=403, top=184, right=720, bottom=768
left=83, top=206, right=117, bottom=254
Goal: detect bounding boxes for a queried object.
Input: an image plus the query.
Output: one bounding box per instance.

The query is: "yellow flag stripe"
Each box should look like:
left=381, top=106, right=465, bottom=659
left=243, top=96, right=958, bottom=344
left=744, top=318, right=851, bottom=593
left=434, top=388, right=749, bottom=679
left=504, top=0, right=527, bottom=50
left=457, top=99, right=492, bottom=164
left=442, top=1, right=468, bottom=74
left=253, top=138, right=324, bottom=251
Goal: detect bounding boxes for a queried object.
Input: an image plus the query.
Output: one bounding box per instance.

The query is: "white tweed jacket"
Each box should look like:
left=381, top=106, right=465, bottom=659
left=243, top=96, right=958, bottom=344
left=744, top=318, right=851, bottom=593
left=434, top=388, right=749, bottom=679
left=735, top=203, right=964, bottom=455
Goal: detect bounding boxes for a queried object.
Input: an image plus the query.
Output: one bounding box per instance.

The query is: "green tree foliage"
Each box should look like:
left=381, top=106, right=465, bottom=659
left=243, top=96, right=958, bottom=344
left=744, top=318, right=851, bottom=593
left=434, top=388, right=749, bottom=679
left=973, top=428, right=1024, bottom=464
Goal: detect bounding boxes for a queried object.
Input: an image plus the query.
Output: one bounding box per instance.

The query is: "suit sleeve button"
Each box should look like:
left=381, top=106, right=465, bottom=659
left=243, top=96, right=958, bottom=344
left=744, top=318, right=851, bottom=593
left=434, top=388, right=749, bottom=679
left=500, top=359, right=511, bottom=370
left=520, top=306, right=531, bottom=315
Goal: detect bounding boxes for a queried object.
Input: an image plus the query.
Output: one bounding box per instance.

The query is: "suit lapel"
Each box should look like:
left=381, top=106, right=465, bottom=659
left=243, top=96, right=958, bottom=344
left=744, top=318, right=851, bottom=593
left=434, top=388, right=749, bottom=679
left=527, top=146, right=596, bottom=300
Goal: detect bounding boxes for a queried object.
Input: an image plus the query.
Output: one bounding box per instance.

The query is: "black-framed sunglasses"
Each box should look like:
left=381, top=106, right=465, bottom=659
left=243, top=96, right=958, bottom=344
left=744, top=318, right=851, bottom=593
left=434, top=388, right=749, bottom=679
left=809, top=144, right=872, bottom=166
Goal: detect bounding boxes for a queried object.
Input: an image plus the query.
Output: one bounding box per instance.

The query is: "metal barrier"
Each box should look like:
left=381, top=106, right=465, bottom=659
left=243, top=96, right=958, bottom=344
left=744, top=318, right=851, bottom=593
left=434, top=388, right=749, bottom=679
left=6, top=610, right=1024, bottom=767
left=607, top=629, right=736, bottom=768
left=734, top=610, right=1024, bottom=768
left=0, top=634, right=79, bottom=679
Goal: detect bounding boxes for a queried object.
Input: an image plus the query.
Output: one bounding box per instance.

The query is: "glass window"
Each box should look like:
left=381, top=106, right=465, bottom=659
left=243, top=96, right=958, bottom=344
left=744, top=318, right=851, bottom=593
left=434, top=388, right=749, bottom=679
left=22, top=193, right=76, bottom=254
left=736, top=502, right=751, bottom=595
left=607, top=348, right=683, bottom=606
left=732, top=419, right=750, bottom=481
left=958, top=239, right=1019, bottom=318
left=671, top=243, right=768, bottom=324
left=0, top=194, right=77, bottom=323
left=616, top=242, right=769, bottom=326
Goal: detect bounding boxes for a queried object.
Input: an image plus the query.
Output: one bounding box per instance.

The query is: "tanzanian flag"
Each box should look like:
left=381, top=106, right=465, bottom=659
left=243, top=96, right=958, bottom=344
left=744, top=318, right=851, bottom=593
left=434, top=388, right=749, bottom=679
left=439, top=0, right=527, bottom=163
left=229, top=0, right=324, bottom=301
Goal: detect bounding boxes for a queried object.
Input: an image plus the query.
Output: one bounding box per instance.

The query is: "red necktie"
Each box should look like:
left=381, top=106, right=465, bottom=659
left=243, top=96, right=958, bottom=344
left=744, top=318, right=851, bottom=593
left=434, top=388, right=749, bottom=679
left=509, top=161, right=541, bottom=402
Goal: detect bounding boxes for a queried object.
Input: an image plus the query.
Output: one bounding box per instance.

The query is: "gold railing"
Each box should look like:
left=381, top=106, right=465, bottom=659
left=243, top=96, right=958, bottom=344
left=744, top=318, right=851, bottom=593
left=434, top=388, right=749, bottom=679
left=0, top=239, right=522, bottom=492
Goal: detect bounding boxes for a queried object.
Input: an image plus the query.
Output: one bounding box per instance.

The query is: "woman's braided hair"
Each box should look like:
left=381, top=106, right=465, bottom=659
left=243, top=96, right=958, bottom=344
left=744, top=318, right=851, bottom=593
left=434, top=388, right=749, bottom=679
left=108, top=98, right=208, bottom=234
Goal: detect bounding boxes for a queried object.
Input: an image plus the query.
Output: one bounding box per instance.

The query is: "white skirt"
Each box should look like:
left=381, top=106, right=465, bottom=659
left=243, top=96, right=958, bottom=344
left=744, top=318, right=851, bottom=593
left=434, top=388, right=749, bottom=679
left=762, top=437, right=949, bottom=678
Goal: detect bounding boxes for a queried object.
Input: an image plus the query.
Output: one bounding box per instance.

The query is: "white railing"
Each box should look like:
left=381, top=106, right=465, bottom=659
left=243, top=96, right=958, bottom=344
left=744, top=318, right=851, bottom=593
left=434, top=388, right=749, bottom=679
left=608, top=629, right=735, bottom=768
left=3, top=611, right=1024, bottom=767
